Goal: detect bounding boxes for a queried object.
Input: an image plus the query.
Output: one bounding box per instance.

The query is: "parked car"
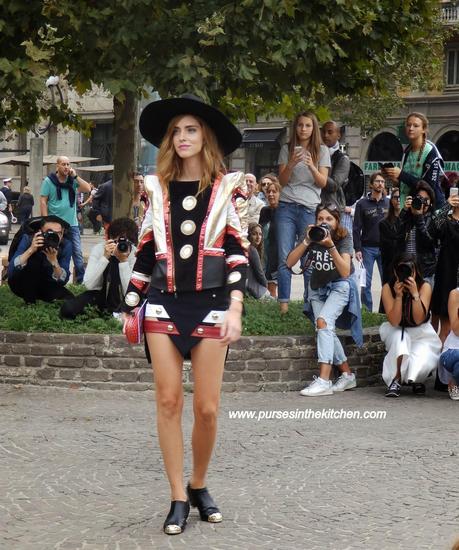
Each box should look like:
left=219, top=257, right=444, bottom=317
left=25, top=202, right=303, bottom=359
left=0, top=210, right=9, bottom=244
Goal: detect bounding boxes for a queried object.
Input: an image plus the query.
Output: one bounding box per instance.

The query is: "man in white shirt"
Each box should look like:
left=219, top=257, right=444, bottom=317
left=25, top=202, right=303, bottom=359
left=245, top=173, right=264, bottom=224
left=60, top=217, right=138, bottom=319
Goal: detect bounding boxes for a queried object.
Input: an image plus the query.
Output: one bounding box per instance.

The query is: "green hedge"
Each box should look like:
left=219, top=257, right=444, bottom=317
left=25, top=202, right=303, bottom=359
left=0, top=285, right=385, bottom=336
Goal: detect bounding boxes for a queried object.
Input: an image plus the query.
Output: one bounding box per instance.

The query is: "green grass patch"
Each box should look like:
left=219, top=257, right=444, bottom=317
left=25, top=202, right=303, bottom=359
left=242, top=297, right=385, bottom=336
left=0, top=285, right=385, bottom=336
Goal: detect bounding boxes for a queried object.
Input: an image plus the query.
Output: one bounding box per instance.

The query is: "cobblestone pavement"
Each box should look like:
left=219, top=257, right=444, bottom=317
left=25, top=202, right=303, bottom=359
left=1, top=384, right=458, bottom=550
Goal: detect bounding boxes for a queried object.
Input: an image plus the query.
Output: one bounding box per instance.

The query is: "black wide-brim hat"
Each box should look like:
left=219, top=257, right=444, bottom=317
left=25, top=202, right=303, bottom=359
left=139, top=94, right=242, bottom=156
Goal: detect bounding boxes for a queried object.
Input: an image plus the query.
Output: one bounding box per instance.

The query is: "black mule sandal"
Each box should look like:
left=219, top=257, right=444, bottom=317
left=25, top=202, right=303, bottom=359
left=163, top=500, right=190, bottom=535
left=186, top=483, right=222, bottom=523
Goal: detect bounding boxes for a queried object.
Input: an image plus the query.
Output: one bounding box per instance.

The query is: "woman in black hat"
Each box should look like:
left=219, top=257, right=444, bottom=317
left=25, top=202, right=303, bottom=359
left=122, top=95, right=248, bottom=535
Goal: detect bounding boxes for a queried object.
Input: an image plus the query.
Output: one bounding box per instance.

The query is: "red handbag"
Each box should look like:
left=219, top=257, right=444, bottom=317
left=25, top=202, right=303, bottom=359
left=123, top=300, right=147, bottom=345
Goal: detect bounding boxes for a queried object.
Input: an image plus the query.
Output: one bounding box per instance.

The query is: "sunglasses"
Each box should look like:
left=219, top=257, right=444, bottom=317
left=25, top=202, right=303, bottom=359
left=317, top=203, right=338, bottom=211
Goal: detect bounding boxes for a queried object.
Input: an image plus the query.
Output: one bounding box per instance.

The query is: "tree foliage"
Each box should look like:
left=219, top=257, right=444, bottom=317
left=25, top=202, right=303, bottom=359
left=0, top=0, right=443, bottom=215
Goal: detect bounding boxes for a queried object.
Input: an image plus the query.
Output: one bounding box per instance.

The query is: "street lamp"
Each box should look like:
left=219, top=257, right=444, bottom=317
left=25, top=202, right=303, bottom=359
left=29, top=76, right=64, bottom=215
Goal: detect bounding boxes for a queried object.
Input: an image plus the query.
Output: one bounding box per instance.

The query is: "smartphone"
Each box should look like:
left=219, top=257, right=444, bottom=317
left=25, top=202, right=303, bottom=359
left=450, top=187, right=459, bottom=197
left=294, top=146, right=303, bottom=153
left=378, top=162, right=394, bottom=169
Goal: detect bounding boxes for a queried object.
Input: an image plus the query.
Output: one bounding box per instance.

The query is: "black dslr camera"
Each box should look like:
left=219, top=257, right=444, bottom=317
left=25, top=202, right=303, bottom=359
left=115, top=237, right=132, bottom=253
left=411, top=195, right=428, bottom=210
left=395, top=261, right=414, bottom=283
left=308, top=223, right=330, bottom=243
left=40, top=230, right=60, bottom=249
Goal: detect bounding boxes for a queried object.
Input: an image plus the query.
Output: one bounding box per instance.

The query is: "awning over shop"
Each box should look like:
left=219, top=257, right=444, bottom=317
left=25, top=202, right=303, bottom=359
left=76, top=164, right=114, bottom=172
left=241, top=128, right=285, bottom=148
left=0, top=155, right=99, bottom=166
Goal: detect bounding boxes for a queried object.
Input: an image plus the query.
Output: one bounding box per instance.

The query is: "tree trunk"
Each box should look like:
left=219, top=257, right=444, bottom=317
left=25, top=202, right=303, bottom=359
left=112, top=91, right=137, bottom=219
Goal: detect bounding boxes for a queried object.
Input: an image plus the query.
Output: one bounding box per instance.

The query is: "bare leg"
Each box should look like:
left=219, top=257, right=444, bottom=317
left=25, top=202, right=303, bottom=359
left=189, top=338, right=226, bottom=489
left=146, top=332, right=186, bottom=501
left=439, top=316, right=451, bottom=344
left=318, top=362, right=333, bottom=380
left=337, top=361, right=352, bottom=374
left=395, top=355, right=402, bottom=380
left=279, top=302, right=288, bottom=314
left=268, top=282, right=277, bottom=298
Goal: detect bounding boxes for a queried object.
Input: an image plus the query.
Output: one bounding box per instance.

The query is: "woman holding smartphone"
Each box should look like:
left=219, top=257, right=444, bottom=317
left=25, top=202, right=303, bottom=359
left=382, top=112, right=445, bottom=208
left=122, top=94, right=248, bottom=535
left=277, top=111, right=330, bottom=313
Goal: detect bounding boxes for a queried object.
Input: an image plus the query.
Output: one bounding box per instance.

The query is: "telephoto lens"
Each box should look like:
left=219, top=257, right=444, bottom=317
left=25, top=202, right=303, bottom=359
left=308, top=224, right=330, bottom=243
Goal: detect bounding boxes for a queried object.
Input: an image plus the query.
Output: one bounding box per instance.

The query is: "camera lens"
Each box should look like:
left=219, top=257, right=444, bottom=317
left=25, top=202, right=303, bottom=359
left=412, top=196, right=423, bottom=210
left=308, top=225, right=327, bottom=243
left=116, top=238, right=130, bottom=253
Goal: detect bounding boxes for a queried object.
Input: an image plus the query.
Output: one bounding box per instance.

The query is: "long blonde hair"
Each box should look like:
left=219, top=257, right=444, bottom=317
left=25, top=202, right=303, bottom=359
left=288, top=111, right=322, bottom=167
left=156, top=114, right=225, bottom=195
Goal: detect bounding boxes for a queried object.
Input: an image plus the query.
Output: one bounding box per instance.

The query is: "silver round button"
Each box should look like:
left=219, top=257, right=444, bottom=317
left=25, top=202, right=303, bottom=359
left=179, top=244, right=193, bottom=259
left=180, top=220, right=196, bottom=236
left=182, top=195, right=197, bottom=211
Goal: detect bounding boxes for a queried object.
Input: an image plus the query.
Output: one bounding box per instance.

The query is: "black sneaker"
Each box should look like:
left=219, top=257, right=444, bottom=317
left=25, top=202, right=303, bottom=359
left=412, top=383, right=426, bottom=395
left=386, top=379, right=401, bottom=397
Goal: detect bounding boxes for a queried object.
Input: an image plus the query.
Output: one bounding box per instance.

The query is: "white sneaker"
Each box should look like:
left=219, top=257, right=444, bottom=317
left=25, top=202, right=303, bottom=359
left=448, top=385, right=459, bottom=401
left=332, top=372, right=357, bottom=392
left=300, top=376, right=333, bottom=396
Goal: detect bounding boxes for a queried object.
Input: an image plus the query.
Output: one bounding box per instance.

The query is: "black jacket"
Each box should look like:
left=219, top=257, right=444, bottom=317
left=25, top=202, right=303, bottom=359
left=396, top=208, right=437, bottom=277
left=321, top=150, right=350, bottom=210
left=379, top=216, right=403, bottom=284
left=91, top=180, right=113, bottom=222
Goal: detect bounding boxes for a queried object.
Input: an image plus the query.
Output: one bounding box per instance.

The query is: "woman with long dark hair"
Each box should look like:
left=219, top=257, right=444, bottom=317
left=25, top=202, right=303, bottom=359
left=379, top=188, right=402, bottom=284
left=383, top=112, right=445, bottom=208
left=277, top=111, right=330, bottom=313
left=286, top=204, right=361, bottom=396
left=380, top=253, right=442, bottom=397
left=122, top=95, right=248, bottom=535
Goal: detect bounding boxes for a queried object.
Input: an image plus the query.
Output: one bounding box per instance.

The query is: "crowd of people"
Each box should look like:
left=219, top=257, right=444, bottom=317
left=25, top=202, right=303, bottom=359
left=3, top=109, right=459, bottom=406
left=2, top=96, right=459, bottom=536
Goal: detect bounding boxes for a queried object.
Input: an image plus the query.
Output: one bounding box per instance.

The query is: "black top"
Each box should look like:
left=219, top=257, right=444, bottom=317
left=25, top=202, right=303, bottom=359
left=169, top=180, right=212, bottom=291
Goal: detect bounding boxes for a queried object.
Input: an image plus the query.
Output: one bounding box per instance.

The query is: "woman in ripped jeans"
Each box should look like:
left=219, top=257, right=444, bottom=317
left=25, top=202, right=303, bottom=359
left=287, top=203, right=357, bottom=396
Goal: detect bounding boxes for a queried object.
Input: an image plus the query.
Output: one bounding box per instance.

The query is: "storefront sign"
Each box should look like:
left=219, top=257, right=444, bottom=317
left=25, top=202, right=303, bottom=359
left=364, top=161, right=459, bottom=174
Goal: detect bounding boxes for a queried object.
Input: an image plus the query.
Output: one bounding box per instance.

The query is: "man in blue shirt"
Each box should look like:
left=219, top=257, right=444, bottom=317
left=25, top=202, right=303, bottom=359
left=8, top=215, right=74, bottom=304
left=40, top=156, right=91, bottom=283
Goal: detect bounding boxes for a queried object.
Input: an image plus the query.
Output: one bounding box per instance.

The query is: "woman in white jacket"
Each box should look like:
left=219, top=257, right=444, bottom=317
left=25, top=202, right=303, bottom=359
left=60, top=217, right=138, bottom=319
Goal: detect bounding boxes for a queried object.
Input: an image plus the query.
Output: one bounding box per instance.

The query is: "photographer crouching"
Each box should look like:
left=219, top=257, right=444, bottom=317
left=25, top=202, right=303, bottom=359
left=286, top=204, right=362, bottom=396
left=379, top=253, right=442, bottom=397
left=8, top=215, right=73, bottom=304
left=60, top=218, right=137, bottom=320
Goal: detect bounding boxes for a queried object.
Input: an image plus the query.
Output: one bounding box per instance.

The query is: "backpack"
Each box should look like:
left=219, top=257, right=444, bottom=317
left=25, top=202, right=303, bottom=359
left=342, top=161, right=365, bottom=206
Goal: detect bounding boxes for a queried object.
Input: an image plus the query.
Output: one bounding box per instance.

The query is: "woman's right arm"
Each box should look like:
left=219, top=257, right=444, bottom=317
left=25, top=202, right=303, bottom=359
left=286, top=235, right=310, bottom=268
left=448, top=289, right=459, bottom=336
left=382, top=283, right=403, bottom=326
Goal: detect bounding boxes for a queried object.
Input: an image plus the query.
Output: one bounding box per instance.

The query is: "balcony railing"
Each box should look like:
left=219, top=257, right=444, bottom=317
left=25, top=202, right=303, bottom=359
left=442, top=3, right=459, bottom=23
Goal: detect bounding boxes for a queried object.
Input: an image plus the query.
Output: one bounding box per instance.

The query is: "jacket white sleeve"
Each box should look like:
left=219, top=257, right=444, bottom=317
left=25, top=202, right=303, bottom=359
left=83, top=242, right=109, bottom=290
left=119, top=247, right=137, bottom=294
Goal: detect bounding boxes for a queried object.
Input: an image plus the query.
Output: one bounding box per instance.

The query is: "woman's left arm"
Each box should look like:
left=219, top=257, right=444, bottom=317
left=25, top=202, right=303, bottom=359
left=405, top=278, right=432, bottom=325
left=305, top=155, right=328, bottom=188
